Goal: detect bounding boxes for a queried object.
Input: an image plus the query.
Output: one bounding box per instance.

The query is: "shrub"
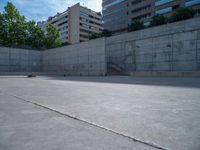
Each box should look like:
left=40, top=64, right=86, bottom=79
left=101, top=29, right=112, bottom=37
left=128, top=20, right=145, bottom=32
left=89, top=30, right=112, bottom=40
left=150, top=15, right=166, bottom=27
left=169, top=7, right=196, bottom=23
left=89, top=32, right=100, bottom=40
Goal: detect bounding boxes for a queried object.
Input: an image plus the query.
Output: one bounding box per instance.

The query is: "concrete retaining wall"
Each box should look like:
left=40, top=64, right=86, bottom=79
left=0, top=17, right=200, bottom=76
left=106, top=17, right=200, bottom=73
left=42, top=38, right=106, bottom=76
left=0, top=47, right=41, bottom=73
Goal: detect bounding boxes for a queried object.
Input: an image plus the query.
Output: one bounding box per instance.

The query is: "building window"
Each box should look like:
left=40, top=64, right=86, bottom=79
left=80, top=23, right=90, bottom=29
left=103, top=3, right=127, bottom=17
left=105, top=20, right=128, bottom=30
left=185, top=0, right=200, bottom=7
left=80, top=12, right=89, bottom=18
left=155, top=0, right=174, bottom=6
left=132, top=5, right=151, bottom=13
left=80, top=17, right=88, bottom=22
left=80, top=29, right=91, bottom=33
left=155, top=7, right=172, bottom=15
left=132, top=0, right=142, bottom=5
left=95, top=17, right=101, bottom=21
left=103, top=12, right=128, bottom=23
left=103, top=0, right=125, bottom=10
left=58, top=21, right=68, bottom=26
left=131, top=13, right=151, bottom=21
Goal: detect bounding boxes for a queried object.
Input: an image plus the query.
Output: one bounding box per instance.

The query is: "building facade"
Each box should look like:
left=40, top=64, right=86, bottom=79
left=38, top=3, right=102, bottom=44
left=129, top=0, right=200, bottom=26
left=103, top=0, right=200, bottom=32
left=102, top=0, right=129, bottom=33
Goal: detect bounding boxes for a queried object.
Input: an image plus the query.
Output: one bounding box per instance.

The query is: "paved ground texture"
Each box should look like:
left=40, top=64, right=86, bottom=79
left=0, top=76, right=200, bottom=150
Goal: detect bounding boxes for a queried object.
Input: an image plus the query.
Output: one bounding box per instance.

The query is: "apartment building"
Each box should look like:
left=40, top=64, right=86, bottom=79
left=102, top=0, right=129, bottom=33
left=103, top=0, right=200, bottom=32
left=38, top=3, right=102, bottom=44
left=129, top=0, right=200, bottom=26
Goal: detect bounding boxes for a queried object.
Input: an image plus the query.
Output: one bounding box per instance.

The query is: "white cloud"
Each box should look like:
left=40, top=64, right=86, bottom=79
left=8, top=0, right=102, bottom=21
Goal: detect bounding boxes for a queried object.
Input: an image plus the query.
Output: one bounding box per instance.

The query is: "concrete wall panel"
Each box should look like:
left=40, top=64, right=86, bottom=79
left=42, top=38, right=106, bottom=76
left=0, top=47, right=41, bottom=72
left=1, top=17, right=200, bottom=75
left=106, top=17, right=200, bottom=73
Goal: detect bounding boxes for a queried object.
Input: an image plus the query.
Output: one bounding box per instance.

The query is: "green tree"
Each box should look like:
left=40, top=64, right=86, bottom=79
left=0, top=12, right=3, bottom=45
left=1, top=2, right=27, bottom=46
left=45, top=24, right=61, bottom=48
left=128, top=20, right=144, bottom=32
left=150, top=15, right=166, bottom=27
left=169, top=7, right=196, bottom=23
left=26, top=21, right=45, bottom=49
left=0, top=2, right=47, bottom=49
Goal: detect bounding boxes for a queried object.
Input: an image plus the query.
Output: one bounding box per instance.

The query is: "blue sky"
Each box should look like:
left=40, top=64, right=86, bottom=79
left=0, top=0, right=102, bottom=21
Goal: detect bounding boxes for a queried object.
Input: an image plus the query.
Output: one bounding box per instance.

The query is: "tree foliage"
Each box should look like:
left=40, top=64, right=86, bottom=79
left=150, top=15, right=166, bottom=27
left=45, top=24, right=61, bottom=48
left=89, top=32, right=100, bottom=40
left=101, top=30, right=112, bottom=37
left=0, top=13, right=3, bottom=45
left=127, top=7, right=197, bottom=32
left=26, top=21, right=45, bottom=48
left=169, top=7, right=196, bottom=23
left=0, top=2, right=27, bottom=46
left=0, top=2, right=61, bottom=49
left=128, top=20, right=145, bottom=32
left=89, top=30, right=112, bottom=40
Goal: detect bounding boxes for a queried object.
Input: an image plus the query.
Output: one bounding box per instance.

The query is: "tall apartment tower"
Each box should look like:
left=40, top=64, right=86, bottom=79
left=102, top=0, right=129, bottom=33
left=103, top=0, right=200, bottom=33
left=38, top=3, right=102, bottom=44
left=129, top=0, right=200, bottom=26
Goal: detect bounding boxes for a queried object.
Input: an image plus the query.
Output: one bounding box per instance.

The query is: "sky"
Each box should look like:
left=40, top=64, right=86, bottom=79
left=0, top=0, right=102, bottom=21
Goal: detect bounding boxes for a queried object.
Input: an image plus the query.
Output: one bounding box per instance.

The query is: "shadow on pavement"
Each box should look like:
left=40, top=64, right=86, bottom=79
left=38, top=75, right=200, bottom=88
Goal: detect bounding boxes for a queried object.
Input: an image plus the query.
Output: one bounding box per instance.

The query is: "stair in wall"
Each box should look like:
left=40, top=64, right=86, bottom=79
left=107, top=63, right=126, bottom=75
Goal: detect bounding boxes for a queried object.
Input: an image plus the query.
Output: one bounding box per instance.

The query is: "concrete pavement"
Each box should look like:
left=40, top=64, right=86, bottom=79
left=0, top=92, right=155, bottom=150
left=0, top=76, right=200, bottom=150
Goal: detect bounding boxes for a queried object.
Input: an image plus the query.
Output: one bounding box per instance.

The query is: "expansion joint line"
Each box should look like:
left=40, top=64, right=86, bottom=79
left=2, top=91, right=168, bottom=150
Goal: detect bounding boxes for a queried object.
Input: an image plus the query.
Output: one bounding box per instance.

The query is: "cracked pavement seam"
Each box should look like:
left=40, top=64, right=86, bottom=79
left=0, top=90, right=168, bottom=150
